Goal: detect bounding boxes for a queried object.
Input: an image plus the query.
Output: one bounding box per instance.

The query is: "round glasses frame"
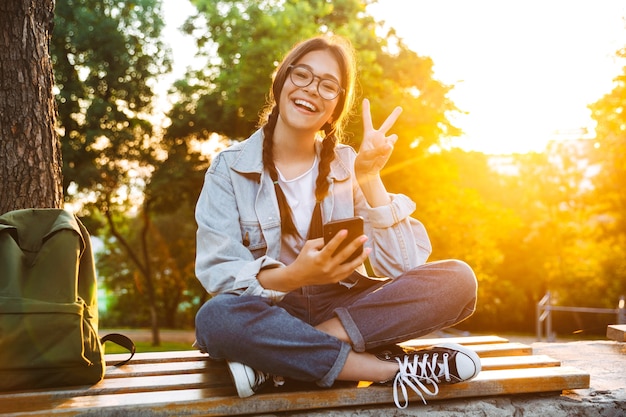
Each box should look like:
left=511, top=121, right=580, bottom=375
left=288, top=65, right=344, bottom=100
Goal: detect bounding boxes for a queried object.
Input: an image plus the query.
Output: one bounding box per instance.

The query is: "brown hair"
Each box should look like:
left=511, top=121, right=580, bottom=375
left=259, top=35, right=357, bottom=235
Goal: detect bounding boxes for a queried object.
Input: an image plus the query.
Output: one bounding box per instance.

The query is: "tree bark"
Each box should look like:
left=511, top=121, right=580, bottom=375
left=0, top=0, right=62, bottom=214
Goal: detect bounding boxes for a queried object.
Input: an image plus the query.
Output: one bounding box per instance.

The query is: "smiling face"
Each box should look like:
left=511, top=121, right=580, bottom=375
left=276, top=49, right=342, bottom=138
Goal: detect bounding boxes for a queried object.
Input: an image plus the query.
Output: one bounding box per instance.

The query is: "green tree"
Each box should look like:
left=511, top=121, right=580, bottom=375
left=97, top=203, right=206, bottom=329
left=587, top=44, right=626, bottom=315
left=52, top=0, right=171, bottom=198
left=168, top=0, right=460, bottom=156
left=589, top=47, right=626, bottom=233
left=487, top=143, right=604, bottom=334
left=51, top=0, right=172, bottom=345
left=387, top=150, right=524, bottom=331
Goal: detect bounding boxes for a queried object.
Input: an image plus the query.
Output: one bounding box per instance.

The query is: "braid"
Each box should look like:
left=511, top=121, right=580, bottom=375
left=262, top=106, right=298, bottom=235
left=315, top=124, right=337, bottom=202
left=261, top=106, right=279, bottom=175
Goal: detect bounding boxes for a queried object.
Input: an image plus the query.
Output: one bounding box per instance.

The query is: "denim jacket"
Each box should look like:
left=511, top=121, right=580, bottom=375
left=195, top=129, right=432, bottom=302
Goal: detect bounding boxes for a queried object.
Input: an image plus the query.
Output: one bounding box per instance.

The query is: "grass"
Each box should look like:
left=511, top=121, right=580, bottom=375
left=103, top=340, right=195, bottom=354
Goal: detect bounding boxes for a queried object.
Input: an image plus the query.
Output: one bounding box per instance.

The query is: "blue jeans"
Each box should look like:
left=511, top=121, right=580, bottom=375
left=195, top=260, right=477, bottom=388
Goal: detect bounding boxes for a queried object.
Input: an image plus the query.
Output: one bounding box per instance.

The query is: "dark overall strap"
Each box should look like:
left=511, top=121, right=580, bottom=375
left=307, top=201, right=323, bottom=239
left=101, top=333, right=136, bottom=366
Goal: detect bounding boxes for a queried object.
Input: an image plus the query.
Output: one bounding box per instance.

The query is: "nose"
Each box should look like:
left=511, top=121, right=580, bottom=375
left=302, top=76, right=322, bottom=96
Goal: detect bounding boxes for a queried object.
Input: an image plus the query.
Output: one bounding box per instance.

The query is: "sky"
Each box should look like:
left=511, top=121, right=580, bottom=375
left=160, top=0, right=626, bottom=155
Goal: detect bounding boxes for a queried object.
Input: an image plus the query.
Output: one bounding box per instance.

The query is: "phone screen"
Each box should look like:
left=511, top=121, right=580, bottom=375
left=323, top=216, right=364, bottom=263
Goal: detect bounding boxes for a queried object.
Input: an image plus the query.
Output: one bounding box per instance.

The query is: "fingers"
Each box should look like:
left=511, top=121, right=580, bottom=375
left=379, top=106, right=403, bottom=134
left=323, top=230, right=368, bottom=265
left=299, top=233, right=370, bottom=285
left=348, top=246, right=372, bottom=267
left=362, top=98, right=402, bottom=135
left=362, top=98, right=373, bottom=131
left=386, top=133, right=399, bottom=146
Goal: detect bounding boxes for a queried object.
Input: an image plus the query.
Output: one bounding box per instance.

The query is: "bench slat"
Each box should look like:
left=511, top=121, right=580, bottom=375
left=480, top=354, right=559, bottom=370
left=470, top=342, right=533, bottom=357
left=400, top=335, right=509, bottom=348
left=0, top=366, right=589, bottom=416
left=105, top=349, right=205, bottom=365
left=104, top=360, right=223, bottom=378
left=400, top=341, right=533, bottom=357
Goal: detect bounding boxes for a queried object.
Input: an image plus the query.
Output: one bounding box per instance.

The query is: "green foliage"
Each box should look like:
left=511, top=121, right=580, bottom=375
left=585, top=45, right=626, bottom=328
left=97, top=202, right=206, bottom=329
left=589, top=48, right=626, bottom=234
left=385, top=150, right=525, bottom=330
left=382, top=139, right=622, bottom=335
left=51, top=0, right=172, bottom=203
left=168, top=0, right=460, bottom=152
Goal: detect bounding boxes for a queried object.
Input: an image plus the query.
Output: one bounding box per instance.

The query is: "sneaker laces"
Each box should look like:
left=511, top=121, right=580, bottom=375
left=254, top=370, right=269, bottom=389
left=254, top=372, right=284, bottom=391
left=393, top=353, right=448, bottom=408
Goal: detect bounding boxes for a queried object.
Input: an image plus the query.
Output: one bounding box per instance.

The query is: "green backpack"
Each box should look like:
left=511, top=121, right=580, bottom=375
left=0, top=208, right=134, bottom=391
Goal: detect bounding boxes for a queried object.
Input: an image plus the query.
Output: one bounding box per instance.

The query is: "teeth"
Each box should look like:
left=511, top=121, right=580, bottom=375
left=294, top=99, right=317, bottom=112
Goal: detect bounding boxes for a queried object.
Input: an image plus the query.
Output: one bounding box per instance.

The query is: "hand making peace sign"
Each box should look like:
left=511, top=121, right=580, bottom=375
left=354, top=98, right=403, bottom=180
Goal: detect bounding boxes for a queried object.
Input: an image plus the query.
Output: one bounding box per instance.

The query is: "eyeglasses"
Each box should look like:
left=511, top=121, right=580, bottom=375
left=288, top=65, right=344, bottom=100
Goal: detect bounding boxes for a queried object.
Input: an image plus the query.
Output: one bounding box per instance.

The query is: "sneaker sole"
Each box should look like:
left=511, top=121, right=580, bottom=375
left=226, top=361, right=255, bottom=398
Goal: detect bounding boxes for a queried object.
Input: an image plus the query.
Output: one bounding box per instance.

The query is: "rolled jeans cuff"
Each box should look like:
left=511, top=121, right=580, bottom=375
left=335, top=307, right=365, bottom=353
left=318, top=341, right=352, bottom=388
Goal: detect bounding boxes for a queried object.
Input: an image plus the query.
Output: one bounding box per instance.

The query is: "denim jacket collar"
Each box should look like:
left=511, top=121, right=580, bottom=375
left=230, top=129, right=351, bottom=183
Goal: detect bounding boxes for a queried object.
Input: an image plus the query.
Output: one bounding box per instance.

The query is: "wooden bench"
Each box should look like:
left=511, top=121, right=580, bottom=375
left=0, top=335, right=590, bottom=416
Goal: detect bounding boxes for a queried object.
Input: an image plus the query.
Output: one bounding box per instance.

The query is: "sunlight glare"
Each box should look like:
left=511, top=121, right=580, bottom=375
left=367, top=0, right=626, bottom=154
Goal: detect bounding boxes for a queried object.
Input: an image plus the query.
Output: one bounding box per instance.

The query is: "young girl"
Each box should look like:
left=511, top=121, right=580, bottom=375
left=194, top=34, right=480, bottom=409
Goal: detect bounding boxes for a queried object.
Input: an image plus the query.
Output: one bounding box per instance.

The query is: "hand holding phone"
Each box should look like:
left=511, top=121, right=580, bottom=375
left=323, top=216, right=364, bottom=263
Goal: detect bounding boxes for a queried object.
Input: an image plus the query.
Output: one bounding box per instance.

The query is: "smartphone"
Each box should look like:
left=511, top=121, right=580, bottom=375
left=323, top=216, right=364, bottom=263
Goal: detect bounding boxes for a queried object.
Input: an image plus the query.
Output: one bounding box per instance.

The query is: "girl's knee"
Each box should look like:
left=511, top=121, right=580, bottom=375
left=446, top=260, right=478, bottom=316
left=449, top=259, right=478, bottom=291
left=433, top=259, right=478, bottom=310
left=195, top=294, right=249, bottom=353
left=195, top=295, right=275, bottom=353
left=196, top=295, right=231, bottom=333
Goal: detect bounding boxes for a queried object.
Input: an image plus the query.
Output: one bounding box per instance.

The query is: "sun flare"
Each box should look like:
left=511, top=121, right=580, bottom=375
left=367, top=0, right=626, bottom=155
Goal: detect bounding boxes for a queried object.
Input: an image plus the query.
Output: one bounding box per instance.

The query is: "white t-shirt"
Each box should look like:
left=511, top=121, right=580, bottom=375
left=276, top=156, right=318, bottom=265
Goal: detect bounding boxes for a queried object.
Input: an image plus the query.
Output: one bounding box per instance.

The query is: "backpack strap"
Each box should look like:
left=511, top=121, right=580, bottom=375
left=101, top=333, right=136, bottom=366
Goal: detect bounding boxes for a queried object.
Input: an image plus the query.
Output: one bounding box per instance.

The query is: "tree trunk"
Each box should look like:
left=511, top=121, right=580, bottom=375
left=0, top=0, right=62, bottom=214
left=104, top=201, right=162, bottom=346
left=140, top=203, right=161, bottom=347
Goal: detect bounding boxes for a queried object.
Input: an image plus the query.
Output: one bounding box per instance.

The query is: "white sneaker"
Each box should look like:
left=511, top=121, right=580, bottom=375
left=226, top=361, right=270, bottom=398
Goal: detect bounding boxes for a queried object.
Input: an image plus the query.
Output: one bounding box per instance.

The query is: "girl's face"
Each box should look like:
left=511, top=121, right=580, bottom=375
left=277, top=49, right=342, bottom=136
